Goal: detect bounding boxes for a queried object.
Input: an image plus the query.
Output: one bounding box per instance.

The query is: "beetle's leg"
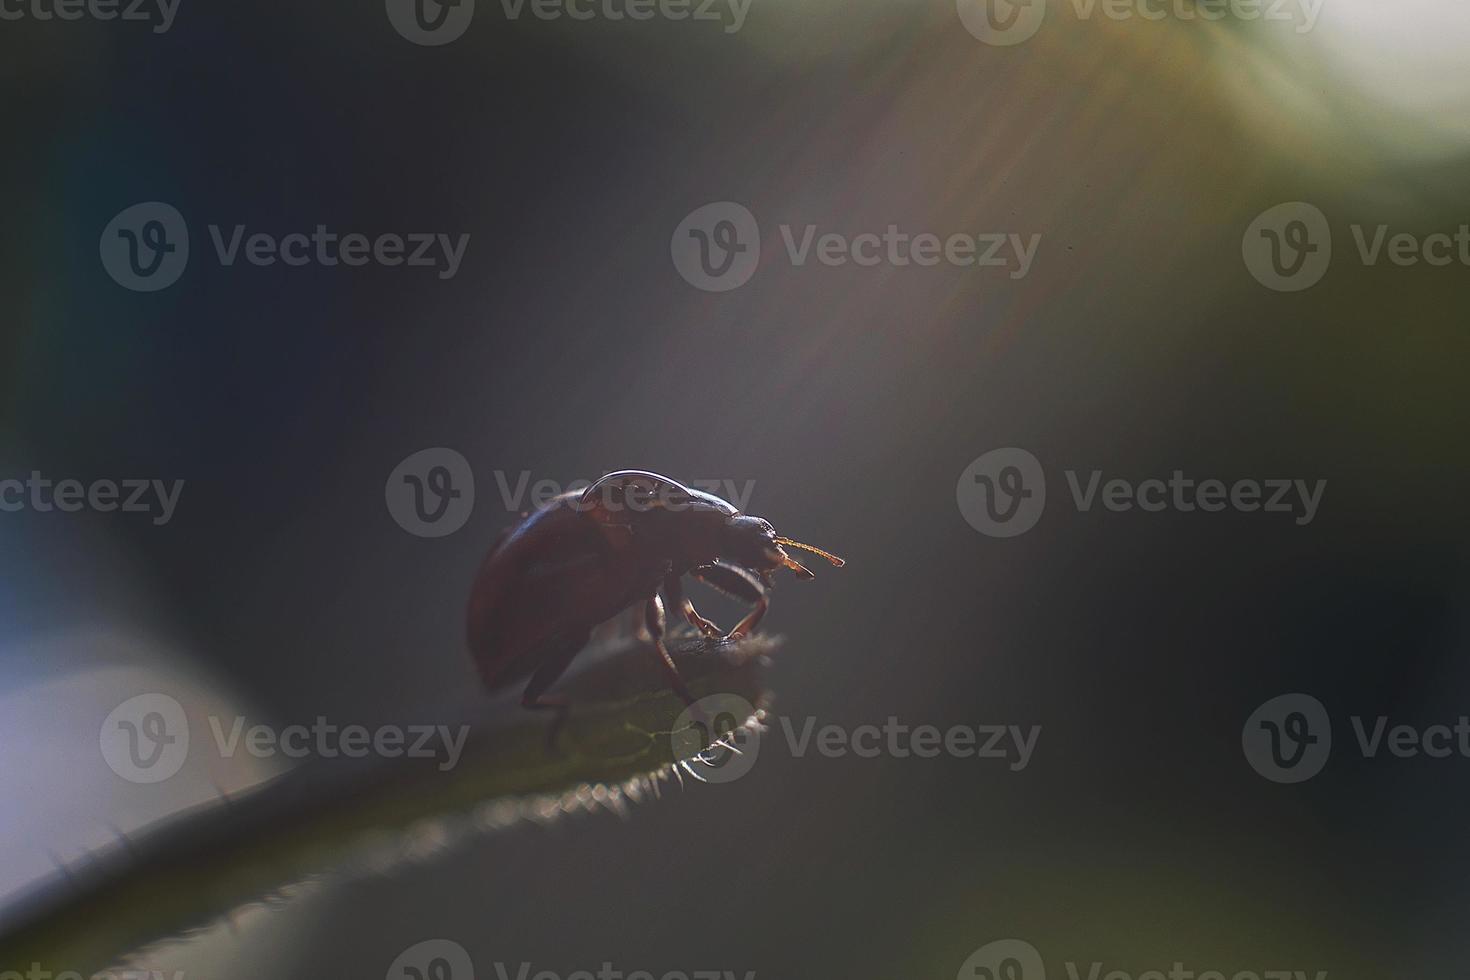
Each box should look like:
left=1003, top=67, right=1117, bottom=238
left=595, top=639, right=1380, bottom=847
left=663, top=571, right=721, bottom=638
left=520, top=630, right=589, bottom=748
left=645, top=594, right=697, bottom=708
left=689, top=561, right=770, bottom=640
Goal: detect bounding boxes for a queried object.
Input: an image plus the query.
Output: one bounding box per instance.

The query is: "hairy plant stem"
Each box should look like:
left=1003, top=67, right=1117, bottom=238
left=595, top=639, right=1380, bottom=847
left=0, top=633, right=776, bottom=977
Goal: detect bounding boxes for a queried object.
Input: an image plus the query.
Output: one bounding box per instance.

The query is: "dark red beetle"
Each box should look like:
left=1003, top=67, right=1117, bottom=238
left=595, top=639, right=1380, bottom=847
left=466, top=470, right=843, bottom=722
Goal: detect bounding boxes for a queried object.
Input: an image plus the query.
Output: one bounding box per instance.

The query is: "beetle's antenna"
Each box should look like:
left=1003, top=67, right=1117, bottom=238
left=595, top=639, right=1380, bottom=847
left=782, top=555, right=814, bottom=579
left=776, top=537, right=846, bottom=567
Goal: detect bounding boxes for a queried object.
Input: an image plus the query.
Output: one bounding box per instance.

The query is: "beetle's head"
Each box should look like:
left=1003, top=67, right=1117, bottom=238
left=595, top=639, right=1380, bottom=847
left=724, top=514, right=845, bottom=580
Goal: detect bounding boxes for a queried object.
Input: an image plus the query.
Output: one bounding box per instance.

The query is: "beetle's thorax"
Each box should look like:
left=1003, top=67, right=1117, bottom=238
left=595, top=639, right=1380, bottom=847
left=635, top=505, right=740, bottom=571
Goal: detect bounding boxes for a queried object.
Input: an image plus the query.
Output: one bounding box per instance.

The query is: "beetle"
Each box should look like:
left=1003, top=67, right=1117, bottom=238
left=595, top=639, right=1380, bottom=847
left=466, top=470, right=843, bottom=727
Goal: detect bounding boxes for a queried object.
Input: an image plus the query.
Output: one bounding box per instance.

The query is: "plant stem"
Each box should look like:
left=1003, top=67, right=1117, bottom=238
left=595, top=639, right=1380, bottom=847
left=0, top=634, right=776, bottom=977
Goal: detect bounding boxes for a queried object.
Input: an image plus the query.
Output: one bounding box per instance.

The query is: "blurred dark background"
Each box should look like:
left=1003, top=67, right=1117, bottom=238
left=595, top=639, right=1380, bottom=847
left=3, top=0, right=1469, bottom=977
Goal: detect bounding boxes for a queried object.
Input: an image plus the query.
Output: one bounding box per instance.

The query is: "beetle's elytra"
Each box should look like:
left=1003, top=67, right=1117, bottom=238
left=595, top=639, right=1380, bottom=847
left=466, top=470, right=842, bottom=726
